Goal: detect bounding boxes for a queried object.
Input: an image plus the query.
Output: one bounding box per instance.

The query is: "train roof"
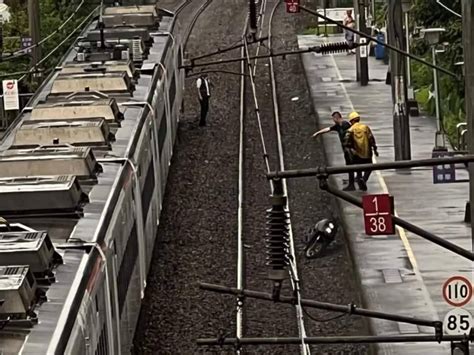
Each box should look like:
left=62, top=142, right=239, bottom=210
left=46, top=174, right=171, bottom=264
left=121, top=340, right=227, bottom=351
left=0, top=4, right=177, bottom=354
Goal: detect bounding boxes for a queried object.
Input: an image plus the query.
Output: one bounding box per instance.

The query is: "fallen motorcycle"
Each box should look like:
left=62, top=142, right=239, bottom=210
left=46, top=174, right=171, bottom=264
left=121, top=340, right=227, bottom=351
left=304, top=218, right=338, bottom=259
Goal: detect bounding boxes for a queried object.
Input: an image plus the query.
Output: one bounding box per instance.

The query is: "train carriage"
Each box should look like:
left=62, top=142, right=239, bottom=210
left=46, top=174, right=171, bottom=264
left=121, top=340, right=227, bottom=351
left=0, top=3, right=184, bottom=354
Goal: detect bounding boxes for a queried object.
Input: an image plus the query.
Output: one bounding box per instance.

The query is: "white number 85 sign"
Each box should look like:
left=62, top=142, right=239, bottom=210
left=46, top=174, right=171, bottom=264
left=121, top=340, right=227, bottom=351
left=443, top=308, right=472, bottom=335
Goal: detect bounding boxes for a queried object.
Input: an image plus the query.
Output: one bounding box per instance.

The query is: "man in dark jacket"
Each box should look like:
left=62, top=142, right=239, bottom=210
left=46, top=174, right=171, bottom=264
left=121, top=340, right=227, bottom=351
left=312, top=111, right=353, bottom=188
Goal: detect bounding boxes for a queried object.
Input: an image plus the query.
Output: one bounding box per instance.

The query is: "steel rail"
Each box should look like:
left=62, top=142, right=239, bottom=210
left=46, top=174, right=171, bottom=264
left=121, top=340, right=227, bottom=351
left=266, top=155, right=474, bottom=179
left=183, top=0, right=213, bottom=48
left=252, top=0, right=268, bottom=76
left=267, top=2, right=309, bottom=355
left=196, top=334, right=472, bottom=346
left=199, top=283, right=442, bottom=328
left=235, top=15, right=249, bottom=351
left=243, top=37, right=272, bottom=173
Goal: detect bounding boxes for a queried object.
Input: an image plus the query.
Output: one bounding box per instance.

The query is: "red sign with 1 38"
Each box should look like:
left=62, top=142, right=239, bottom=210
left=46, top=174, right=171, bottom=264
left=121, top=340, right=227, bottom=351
left=362, top=194, right=395, bottom=235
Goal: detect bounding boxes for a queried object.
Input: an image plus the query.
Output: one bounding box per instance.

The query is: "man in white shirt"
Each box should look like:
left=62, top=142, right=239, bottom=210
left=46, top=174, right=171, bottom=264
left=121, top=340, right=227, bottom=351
left=196, top=74, right=211, bottom=126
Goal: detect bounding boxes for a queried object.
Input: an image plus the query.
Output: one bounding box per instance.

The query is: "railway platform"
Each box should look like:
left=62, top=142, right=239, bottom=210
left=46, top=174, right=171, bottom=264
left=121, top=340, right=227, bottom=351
left=298, top=34, right=472, bottom=354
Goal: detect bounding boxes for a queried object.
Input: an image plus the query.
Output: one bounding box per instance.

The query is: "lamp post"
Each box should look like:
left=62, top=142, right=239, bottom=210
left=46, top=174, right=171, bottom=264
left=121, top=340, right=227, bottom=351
left=420, top=27, right=446, bottom=150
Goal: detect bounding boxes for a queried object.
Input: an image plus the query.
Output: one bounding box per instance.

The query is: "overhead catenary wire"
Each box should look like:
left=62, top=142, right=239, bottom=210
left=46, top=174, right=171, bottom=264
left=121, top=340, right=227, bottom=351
left=0, top=0, right=87, bottom=63
left=18, top=6, right=101, bottom=81
left=243, top=36, right=271, bottom=173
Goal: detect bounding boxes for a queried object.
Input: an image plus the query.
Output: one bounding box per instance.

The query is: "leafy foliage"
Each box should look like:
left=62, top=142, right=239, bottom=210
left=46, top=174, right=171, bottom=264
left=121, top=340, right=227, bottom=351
left=410, top=0, right=464, bottom=144
left=0, top=0, right=98, bottom=91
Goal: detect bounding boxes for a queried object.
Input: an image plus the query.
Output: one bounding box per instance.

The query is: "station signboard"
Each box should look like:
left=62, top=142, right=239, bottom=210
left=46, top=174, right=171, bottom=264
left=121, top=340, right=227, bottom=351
left=362, top=194, right=395, bottom=235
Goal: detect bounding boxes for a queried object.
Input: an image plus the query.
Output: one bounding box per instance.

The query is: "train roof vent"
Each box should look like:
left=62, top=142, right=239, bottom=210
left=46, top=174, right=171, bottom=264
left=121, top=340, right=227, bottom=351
left=0, top=222, right=36, bottom=233
left=103, top=12, right=158, bottom=28
left=31, top=98, right=123, bottom=124
left=12, top=119, right=114, bottom=149
left=103, top=5, right=159, bottom=16
left=0, top=175, right=89, bottom=217
left=132, top=38, right=143, bottom=61
left=0, top=265, right=38, bottom=320
left=50, top=73, right=134, bottom=95
left=0, top=146, right=102, bottom=181
left=0, top=231, right=62, bottom=283
left=60, top=61, right=136, bottom=79
left=87, top=28, right=151, bottom=43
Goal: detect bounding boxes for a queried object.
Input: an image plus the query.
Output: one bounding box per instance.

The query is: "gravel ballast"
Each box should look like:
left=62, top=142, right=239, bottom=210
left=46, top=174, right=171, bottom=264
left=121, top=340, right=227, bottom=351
left=133, top=1, right=370, bottom=354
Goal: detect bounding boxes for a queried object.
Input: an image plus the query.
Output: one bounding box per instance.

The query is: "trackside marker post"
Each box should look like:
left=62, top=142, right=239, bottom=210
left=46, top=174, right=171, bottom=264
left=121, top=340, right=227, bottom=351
left=362, top=194, right=395, bottom=235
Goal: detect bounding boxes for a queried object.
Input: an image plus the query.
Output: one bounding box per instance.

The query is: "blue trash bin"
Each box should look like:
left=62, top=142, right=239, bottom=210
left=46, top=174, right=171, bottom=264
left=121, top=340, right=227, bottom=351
left=375, top=33, right=385, bottom=60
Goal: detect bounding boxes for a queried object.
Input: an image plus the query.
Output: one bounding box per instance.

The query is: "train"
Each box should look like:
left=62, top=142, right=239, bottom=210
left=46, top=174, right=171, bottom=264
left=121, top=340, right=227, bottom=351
left=0, top=3, right=185, bottom=354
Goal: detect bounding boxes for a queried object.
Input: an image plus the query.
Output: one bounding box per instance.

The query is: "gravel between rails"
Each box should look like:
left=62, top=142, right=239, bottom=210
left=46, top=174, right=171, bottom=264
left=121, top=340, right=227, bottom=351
left=133, top=1, right=246, bottom=354
left=133, top=0, right=370, bottom=354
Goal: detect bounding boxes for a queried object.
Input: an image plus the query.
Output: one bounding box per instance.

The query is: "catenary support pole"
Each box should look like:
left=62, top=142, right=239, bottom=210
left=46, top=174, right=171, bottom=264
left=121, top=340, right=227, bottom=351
left=356, top=0, right=369, bottom=85
left=28, top=0, right=41, bottom=70
left=462, top=0, right=474, bottom=250
left=388, top=0, right=411, bottom=160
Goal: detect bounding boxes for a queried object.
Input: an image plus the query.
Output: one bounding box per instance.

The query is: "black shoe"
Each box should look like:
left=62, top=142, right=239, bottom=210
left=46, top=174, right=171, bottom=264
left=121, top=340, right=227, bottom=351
left=358, top=179, right=367, bottom=191
left=342, top=184, right=355, bottom=191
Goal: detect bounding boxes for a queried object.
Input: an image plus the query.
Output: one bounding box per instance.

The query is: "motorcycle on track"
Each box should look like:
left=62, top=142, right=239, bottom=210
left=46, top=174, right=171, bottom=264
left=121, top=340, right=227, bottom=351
left=303, top=218, right=338, bottom=259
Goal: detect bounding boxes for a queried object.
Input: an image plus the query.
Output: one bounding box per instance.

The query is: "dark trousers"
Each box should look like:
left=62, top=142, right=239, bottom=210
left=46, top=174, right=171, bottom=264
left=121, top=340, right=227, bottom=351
left=344, top=151, right=355, bottom=185
left=199, top=96, right=209, bottom=126
left=351, top=155, right=372, bottom=183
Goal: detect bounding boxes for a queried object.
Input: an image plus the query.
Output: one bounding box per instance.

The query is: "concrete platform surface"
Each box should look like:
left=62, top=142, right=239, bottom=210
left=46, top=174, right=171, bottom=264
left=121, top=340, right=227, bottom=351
left=298, top=34, right=472, bottom=355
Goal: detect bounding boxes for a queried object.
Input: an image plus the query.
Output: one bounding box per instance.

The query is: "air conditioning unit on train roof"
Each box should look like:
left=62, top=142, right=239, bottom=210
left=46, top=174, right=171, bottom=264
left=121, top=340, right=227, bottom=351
left=60, top=60, right=136, bottom=79
left=0, top=231, right=62, bottom=281
left=0, top=146, right=102, bottom=181
left=12, top=119, right=114, bottom=150
left=0, top=265, right=37, bottom=319
left=102, top=12, right=158, bottom=28
left=103, top=4, right=159, bottom=16
left=0, top=175, right=89, bottom=217
left=87, top=27, right=152, bottom=44
left=31, top=98, right=123, bottom=125
left=50, top=73, right=134, bottom=95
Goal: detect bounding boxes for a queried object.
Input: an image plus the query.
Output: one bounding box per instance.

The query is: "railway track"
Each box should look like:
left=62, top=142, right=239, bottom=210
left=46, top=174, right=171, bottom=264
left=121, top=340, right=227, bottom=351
left=235, top=1, right=310, bottom=353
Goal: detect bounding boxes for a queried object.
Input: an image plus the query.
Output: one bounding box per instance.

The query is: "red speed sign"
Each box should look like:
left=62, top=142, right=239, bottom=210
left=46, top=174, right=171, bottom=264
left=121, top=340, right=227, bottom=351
left=285, top=0, right=300, bottom=13
left=442, top=276, right=473, bottom=307
left=362, top=194, right=395, bottom=235
left=6, top=81, right=14, bottom=90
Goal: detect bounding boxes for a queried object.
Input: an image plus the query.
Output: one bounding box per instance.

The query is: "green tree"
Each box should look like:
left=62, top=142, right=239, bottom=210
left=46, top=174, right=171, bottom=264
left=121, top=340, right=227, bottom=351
left=410, top=0, right=464, bottom=144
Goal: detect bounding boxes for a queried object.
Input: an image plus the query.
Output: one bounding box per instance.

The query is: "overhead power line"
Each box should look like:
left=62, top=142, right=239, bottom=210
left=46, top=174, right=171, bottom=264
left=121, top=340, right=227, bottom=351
left=18, top=6, right=100, bottom=81
left=1, top=0, right=86, bottom=63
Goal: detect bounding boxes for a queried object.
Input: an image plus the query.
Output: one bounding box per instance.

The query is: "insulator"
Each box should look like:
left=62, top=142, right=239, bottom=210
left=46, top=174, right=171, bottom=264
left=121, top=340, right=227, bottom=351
left=249, top=0, right=257, bottom=34
left=265, top=199, right=290, bottom=282
left=314, top=41, right=359, bottom=55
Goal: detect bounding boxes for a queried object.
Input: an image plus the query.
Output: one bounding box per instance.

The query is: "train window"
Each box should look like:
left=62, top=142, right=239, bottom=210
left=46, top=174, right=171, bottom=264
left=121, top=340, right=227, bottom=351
left=168, top=75, right=176, bottom=110
left=141, top=160, right=155, bottom=223
left=158, top=111, right=167, bottom=155
left=117, top=223, right=138, bottom=315
left=95, top=295, right=99, bottom=313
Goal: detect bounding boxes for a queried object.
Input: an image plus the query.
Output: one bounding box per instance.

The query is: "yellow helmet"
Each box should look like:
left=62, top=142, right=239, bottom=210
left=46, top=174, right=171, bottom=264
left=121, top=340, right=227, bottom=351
left=348, top=111, right=360, bottom=121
